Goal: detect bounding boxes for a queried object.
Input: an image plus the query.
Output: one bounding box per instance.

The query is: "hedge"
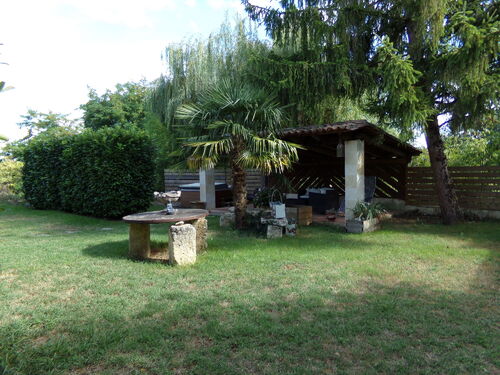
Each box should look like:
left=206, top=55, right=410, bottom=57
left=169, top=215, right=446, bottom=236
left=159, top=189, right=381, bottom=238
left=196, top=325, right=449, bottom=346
left=22, top=134, right=68, bottom=209
left=23, top=127, right=155, bottom=218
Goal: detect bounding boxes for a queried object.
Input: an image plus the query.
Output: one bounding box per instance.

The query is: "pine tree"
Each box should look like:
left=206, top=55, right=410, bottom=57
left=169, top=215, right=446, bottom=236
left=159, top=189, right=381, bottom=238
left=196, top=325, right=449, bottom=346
left=243, top=0, right=499, bottom=224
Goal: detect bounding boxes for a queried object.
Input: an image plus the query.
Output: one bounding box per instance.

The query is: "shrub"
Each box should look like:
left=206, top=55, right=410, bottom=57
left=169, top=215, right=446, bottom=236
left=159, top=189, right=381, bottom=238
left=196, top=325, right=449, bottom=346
left=252, top=187, right=283, bottom=208
left=23, top=134, right=68, bottom=209
left=23, top=127, right=155, bottom=218
left=60, top=127, right=155, bottom=218
left=0, top=158, right=24, bottom=199
left=351, top=201, right=386, bottom=221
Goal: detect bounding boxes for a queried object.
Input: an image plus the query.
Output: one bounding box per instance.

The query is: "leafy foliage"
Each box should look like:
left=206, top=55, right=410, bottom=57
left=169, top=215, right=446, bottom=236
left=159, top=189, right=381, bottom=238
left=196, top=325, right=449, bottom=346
left=176, top=79, right=299, bottom=228
left=81, top=81, right=149, bottom=130
left=351, top=201, right=386, bottom=221
left=243, top=0, right=499, bottom=133
left=411, top=124, right=500, bottom=167
left=2, top=109, right=78, bottom=161
left=22, top=133, right=68, bottom=210
left=176, top=80, right=299, bottom=173
left=147, top=18, right=267, bottom=171
left=22, top=128, right=155, bottom=218
left=0, top=158, right=23, bottom=199
left=252, top=187, right=283, bottom=208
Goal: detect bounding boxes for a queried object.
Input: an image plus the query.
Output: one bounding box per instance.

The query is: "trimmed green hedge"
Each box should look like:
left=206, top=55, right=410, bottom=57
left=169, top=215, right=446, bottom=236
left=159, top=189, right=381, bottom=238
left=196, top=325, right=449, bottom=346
left=23, top=135, right=68, bottom=210
left=23, top=128, right=155, bottom=218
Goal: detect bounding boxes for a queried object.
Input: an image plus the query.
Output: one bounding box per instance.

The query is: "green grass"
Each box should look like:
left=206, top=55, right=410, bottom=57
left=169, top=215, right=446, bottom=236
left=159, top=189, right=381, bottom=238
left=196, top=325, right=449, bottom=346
left=0, top=202, right=499, bottom=375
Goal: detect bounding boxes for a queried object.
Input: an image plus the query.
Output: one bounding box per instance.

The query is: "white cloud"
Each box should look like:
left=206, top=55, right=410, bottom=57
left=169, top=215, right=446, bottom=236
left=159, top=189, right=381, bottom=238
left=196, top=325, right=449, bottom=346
left=185, top=0, right=197, bottom=7
left=207, top=0, right=243, bottom=12
left=60, top=0, right=177, bottom=28
left=0, top=0, right=244, bottom=141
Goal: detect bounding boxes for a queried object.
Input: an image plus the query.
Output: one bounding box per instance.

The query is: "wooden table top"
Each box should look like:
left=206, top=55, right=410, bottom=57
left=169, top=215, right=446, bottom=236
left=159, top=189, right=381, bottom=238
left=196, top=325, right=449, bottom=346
left=123, top=209, right=209, bottom=224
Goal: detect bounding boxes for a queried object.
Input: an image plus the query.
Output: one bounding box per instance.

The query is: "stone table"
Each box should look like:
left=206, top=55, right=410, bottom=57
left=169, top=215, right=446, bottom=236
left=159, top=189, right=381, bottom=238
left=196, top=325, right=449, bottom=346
left=123, top=209, right=209, bottom=261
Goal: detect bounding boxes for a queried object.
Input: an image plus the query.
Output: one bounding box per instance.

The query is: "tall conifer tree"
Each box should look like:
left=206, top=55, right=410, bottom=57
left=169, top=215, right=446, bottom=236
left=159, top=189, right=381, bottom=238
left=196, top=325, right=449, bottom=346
left=243, top=0, right=499, bottom=224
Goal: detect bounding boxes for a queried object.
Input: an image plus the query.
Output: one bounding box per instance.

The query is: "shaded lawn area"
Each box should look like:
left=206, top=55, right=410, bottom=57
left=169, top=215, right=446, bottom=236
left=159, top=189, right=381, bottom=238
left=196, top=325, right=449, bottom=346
left=0, top=203, right=499, bottom=375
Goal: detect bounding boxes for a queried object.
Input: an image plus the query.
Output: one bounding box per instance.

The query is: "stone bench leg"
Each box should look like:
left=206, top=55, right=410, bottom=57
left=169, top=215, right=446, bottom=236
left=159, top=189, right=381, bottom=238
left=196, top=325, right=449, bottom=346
left=129, top=223, right=151, bottom=259
left=169, top=223, right=197, bottom=265
left=187, top=217, right=208, bottom=253
left=267, top=225, right=283, bottom=239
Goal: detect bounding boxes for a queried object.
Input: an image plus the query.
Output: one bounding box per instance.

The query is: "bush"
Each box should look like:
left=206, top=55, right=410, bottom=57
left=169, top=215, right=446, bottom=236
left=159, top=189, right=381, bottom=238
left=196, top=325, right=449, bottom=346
left=23, top=127, right=155, bottom=218
left=252, top=187, right=283, bottom=208
left=23, top=134, right=68, bottom=209
left=0, top=158, right=24, bottom=199
left=351, top=201, right=386, bottom=221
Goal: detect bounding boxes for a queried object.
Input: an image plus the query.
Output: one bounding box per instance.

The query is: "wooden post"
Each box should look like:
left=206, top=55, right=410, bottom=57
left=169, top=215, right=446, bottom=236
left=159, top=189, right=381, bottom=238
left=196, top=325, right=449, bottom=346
left=128, top=223, right=151, bottom=259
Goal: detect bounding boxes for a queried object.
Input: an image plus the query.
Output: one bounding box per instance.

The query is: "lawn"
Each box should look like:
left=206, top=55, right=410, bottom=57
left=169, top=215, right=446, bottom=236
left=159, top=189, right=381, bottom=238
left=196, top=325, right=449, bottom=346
left=0, top=202, right=499, bottom=375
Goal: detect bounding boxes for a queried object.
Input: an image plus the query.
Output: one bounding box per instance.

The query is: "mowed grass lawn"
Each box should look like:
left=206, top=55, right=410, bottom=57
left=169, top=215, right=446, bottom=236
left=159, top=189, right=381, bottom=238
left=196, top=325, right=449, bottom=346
left=0, top=203, right=499, bottom=375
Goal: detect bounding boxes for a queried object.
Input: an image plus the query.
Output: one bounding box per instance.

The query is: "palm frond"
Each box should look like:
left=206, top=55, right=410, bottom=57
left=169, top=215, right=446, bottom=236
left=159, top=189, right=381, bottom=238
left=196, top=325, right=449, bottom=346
left=175, top=78, right=298, bottom=173
left=185, top=137, right=234, bottom=159
left=186, top=154, right=220, bottom=170
left=238, top=150, right=297, bottom=174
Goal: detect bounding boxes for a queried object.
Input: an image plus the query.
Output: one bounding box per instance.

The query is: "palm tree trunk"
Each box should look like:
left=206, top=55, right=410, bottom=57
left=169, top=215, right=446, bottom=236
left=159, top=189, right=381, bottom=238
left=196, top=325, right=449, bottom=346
left=425, top=116, right=462, bottom=224
left=231, top=141, right=247, bottom=229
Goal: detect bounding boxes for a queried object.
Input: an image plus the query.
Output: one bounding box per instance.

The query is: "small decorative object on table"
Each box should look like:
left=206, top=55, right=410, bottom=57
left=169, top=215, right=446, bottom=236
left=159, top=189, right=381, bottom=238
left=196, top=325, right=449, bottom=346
left=154, top=191, right=181, bottom=215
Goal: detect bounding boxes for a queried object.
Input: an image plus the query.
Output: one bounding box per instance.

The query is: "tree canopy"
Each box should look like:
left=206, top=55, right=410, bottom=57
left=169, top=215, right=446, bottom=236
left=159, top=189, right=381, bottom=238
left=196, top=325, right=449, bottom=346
left=1, top=110, right=77, bottom=161
left=81, top=81, right=149, bottom=130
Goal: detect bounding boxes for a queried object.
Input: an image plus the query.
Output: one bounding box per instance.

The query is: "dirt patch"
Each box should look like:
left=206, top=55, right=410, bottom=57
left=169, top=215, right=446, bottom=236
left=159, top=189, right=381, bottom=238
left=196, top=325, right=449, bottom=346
left=0, top=269, right=18, bottom=283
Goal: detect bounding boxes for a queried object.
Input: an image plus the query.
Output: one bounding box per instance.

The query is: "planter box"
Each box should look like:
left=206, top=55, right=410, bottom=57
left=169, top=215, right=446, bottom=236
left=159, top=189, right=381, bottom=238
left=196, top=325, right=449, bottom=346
left=286, top=205, right=313, bottom=226
left=346, top=218, right=380, bottom=233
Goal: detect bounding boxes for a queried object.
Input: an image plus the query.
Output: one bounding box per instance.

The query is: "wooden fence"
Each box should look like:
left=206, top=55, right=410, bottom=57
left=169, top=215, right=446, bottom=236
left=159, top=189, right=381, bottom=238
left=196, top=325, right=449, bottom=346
left=164, top=169, right=265, bottom=193
left=406, top=166, right=500, bottom=211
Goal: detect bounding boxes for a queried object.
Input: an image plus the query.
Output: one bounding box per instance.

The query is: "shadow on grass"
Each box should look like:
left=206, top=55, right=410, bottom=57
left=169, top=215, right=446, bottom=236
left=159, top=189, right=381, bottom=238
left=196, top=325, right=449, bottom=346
left=81, top=240, right=130, bottom=260
left=1, top=281, right=497, bottom=375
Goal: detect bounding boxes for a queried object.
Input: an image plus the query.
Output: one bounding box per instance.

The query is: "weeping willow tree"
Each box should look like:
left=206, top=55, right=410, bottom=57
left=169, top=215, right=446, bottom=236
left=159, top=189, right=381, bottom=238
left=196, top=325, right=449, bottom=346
left=244, top=0, right=499, bottom=224
left=147, top=16, right=376, bottom=180
left=147, top=18, right=269, bottom=179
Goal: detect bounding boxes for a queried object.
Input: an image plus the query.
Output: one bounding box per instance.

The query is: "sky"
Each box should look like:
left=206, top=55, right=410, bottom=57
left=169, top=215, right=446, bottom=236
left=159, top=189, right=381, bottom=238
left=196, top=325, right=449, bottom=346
left=0, top=0, right=271, bottom=141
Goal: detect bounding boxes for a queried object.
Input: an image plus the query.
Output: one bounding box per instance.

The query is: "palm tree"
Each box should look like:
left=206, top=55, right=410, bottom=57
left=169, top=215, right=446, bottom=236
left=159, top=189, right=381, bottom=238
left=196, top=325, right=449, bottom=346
left=176, top=80, right=300, bottom=229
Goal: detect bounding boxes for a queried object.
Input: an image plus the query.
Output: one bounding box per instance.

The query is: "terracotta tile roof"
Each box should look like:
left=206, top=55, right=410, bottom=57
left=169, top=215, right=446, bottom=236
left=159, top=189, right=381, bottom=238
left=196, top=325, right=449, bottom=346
left=280, top=120, right=421, bottom=156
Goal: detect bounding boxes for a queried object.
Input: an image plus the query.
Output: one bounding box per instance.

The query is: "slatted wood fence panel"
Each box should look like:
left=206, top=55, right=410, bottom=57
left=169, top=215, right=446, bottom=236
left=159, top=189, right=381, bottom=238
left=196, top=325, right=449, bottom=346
left=406, top=166, right=500, bottom=211
left=164, top=169, right=265, bottom=193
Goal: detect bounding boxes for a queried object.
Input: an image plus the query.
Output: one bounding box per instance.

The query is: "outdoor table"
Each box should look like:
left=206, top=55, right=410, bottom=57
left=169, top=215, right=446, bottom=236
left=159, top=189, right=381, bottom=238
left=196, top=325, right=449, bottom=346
left=123, top=209, right=209, bottom=260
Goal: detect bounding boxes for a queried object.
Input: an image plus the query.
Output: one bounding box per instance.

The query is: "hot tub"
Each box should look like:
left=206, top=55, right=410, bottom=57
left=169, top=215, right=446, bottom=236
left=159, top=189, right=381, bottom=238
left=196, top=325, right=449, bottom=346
left=179, top=182, right=232, bottom=207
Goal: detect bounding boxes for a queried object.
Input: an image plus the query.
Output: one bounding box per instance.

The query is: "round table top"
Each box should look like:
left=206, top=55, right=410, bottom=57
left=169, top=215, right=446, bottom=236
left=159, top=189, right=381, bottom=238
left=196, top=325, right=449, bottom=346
left=123, top=209, right=209, bottom=224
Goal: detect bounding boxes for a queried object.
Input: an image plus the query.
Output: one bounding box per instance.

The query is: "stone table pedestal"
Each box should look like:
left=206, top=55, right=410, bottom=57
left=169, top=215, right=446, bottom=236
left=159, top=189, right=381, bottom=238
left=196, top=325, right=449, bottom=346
left=123, top=209, right=209, bottom=264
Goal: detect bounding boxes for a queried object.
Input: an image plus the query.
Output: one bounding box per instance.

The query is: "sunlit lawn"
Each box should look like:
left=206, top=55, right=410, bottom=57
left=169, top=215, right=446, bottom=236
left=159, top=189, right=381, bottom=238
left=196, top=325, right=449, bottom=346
left=0, top=202, right=498, bottom=375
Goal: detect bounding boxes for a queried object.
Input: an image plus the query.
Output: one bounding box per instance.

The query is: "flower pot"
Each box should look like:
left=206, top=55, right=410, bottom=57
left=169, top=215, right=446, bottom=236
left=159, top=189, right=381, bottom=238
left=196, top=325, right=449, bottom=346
left=345, top=217, right=380, bottom=233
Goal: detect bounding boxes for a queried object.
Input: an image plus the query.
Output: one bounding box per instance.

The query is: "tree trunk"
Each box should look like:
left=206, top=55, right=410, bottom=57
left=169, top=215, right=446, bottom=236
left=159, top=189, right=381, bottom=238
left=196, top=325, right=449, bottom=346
left=424, top=116, right=462, bottom=224
left=231, top=143, right=247, bottom=229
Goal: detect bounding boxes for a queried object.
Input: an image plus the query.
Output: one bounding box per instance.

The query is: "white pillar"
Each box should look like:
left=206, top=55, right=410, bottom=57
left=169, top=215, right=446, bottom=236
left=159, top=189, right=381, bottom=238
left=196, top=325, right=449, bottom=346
left=344, top=140, right=365, bottom=220
left=200, top=168, right=216, bottom=209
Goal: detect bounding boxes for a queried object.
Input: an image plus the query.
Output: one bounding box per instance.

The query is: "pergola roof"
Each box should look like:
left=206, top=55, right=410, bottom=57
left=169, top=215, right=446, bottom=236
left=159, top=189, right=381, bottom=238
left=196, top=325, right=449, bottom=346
left=280, top=120, right=421, bottom=158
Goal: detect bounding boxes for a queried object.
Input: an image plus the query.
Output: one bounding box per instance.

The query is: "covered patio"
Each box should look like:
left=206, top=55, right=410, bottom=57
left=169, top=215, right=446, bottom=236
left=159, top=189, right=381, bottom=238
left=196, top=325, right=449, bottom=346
left=278, top=120, right=421, bottom=221
left=200, top=120, right=421, bottom=227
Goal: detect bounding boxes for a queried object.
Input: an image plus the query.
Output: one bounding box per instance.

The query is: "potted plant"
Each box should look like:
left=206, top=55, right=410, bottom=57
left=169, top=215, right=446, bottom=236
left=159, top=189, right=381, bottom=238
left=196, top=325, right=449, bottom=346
left=346, top=201, right=386, bottom=233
